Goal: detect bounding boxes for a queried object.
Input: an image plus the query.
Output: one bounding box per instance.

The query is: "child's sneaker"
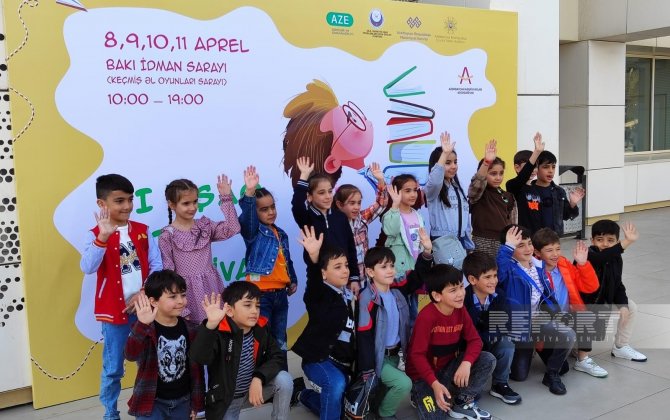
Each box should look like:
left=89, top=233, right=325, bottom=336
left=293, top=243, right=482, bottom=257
left=611, top=344, right=647, bottom=362
left=489, top=382, right=522, bottom=404
left=290, top=377, right=306, bottom=408
left=542, top=371, right=567, bottom=395
left=397, top=349, right=406, bottom=371
left=574, top=357, right=608, bottom=377
left=448, top=400, right=492, bottom=420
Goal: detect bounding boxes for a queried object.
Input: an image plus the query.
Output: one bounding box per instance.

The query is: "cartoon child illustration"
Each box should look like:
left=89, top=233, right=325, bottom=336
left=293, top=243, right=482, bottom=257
left=282, top=80, right=374, bottom=186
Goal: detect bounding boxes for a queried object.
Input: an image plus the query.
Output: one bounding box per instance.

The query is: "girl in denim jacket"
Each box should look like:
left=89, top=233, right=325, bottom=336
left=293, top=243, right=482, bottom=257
left=239, top=166, right=297, bottom=356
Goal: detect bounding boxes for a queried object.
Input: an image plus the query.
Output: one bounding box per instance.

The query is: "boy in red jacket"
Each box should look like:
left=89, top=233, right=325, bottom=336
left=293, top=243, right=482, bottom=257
left=80, top=174, right=162, bottom=420
left=406, top=264, right=496, bottom=420
left=532, top=228, right=603, bottom=377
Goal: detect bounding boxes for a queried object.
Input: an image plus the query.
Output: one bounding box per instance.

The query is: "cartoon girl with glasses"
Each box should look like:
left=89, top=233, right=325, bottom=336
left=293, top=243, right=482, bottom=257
left=282, top=80, right=374, bottom=187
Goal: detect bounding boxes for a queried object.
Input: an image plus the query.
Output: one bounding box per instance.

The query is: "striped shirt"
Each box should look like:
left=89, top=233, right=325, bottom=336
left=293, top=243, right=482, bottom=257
left=234, top=331, right=255, bottom=397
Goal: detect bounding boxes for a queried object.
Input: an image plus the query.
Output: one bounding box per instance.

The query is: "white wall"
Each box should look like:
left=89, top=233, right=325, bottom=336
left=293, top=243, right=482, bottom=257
left=0, top=9, right=32, bottom=397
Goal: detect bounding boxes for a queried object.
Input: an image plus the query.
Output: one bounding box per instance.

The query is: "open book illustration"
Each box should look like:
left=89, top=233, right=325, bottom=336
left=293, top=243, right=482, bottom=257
left=389, top=140, right=436, bottom=164
left=388, top=98, right=435, bottom=119
left=387, top=117, right=433, bottom=142
left=383, top=66, right=426, bottom=98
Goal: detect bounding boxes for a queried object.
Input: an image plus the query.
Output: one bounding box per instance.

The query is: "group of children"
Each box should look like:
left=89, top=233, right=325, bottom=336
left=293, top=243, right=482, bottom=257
left=81, top=130, right=646, bottom=420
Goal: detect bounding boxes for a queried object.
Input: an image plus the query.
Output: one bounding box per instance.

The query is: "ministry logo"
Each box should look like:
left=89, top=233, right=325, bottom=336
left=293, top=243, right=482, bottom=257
left=369, top=9, right=384, bottom=28
left=407, top=16, right=421, bottom=29
left=444, top=17, right=457, bottom=33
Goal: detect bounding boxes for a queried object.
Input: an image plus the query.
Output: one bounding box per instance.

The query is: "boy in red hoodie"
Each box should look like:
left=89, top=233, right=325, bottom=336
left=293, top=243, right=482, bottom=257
left=406, top=264, right=496, bottom=420
left=532, top=228, right=602, bottom=377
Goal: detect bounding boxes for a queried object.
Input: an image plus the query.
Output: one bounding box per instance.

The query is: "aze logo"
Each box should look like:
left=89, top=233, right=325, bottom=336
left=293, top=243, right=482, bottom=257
left=459, top=67, right=473, bottom=84
left=327, top=12, right=354, bottom=27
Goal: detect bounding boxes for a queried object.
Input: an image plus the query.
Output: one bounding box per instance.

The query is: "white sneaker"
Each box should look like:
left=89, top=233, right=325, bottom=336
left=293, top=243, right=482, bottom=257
left=574, top=357, right=608, bottom=377
left=397, top=349, right=406, bottom=371
left=612, top=344, right=647, bottom=362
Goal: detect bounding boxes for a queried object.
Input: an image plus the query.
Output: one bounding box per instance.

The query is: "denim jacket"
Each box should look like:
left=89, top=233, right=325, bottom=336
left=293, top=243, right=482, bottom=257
left=238, top=195, right=297, bottom=284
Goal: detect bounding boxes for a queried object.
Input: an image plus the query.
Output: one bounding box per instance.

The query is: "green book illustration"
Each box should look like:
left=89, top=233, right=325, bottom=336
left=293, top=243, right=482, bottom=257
left=383, top=66, right=426, bottom=98
left=389, top=140, right=436, bottom=164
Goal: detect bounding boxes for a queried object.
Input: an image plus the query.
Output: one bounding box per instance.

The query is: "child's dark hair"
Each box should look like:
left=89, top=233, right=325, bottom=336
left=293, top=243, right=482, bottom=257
left=428, top=147, right=466, bottom=208
left=536, top=151, right=557, bottom=167
left=144, top=270, right=187, bottom=300
left=318, top=243, right=348, bottom=271
left=391, top=173, right=418, bottom=191
left=477, top=157, right=505, bottom=170
left=364, top=246, right=396, bottom=269
left=254, top=187, right=274, bottom=200
left=334, top=184, right=361, bottom=205
left=223, top=281, right=261, bottom=306
left=96, top=174, right=134, bottom=199
left=591, top=219, right=620, bottom=239
left=462, top=251, right=497, bottom=279
left=425, top=264, right=463, bottom=303
left=532, top=227, right=561, bottom=251
left=165, top=179, right=198, bottom=224
left=500, top=224, right=532, bottom=244
left=307, top=173, right=334, bottom=195
left=513, top=150, right=532, bottom=166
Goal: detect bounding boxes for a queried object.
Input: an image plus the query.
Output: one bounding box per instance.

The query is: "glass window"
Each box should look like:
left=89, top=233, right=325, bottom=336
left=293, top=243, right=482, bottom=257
left=654, top=59, right=670, bottom=151
left=625, top=57, right=652, bottom=152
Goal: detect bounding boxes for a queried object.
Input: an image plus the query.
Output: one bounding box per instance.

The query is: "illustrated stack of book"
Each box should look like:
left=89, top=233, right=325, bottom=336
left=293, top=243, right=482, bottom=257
left=382, top=66, right=436, bottom=185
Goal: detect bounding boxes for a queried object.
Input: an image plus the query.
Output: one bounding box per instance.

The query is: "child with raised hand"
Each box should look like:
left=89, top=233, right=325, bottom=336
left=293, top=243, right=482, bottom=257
left=291, top=156, right=361, bottom=295
left=238, top=165, right=298, bottom=358
left=406, top=263, right=496, bottom=420
left=292, top=225, right=355, bottom=419
left=531, top=228, right=604, bottom=377
left=425, top=131, right=475, bottom=259
left=190, top=283, right=293, bottom=420
left=80, top=174, right=163, bottom=420
left=506, top=133, right=584, bottom=235
left=497, top=225, right=576, bottom=395
left=468, top=139, right=517, bottom=258
left=335, top=162, right=388, bottom=288
left=462, top=251, right=522, bottom=405
left=583, top=220, right=647, bottom=362
left=382, top=174, right=425, bottom=324
left=125, top=270, right=204, bottom=420
left=356, top=227, right=433, bottom=420
left=159, top=175, right=241, bottom=322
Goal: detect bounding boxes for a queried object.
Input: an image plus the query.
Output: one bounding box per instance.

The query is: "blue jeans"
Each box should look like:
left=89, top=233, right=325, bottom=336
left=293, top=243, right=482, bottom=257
left=100, top=316, right=136, bottom=420
left=260, top=289, right=289, bottom=352
left=487, top=336, right=514, bottom=384
left=136, top=394, right=190, bottom=419
left=223, top=371, right=293, bottom=420
left=300, top=360, right=348, bottom=420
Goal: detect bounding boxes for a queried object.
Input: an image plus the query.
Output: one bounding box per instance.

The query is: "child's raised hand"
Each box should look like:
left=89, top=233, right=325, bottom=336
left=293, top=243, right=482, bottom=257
left=569, top=186, right=585, bottom=207
left=217, top=174, right=233, bottom=196
left=533, top=132, right=545, bottom=153
left=134, top=293, right=157, bottom=325
left=296, top=156, right=314, bottom=180
left=244, top=165, right=260, bottom=197
left=370, top=162, right=385, bottom=185
left=506, top=226, right=523, bottom=247
left=202, top=292, right=227, bottom=329
left=386, top=184, right=402, bottom=208
left=573, top=240, right=589, bottom=265
left=94, top=207, right=117, bottom=242
left=622, top=221, right=639, bottom=243
left=419, top=227, right=432, bottom=253
left=484, top=139, right=497, bottom=162
left=440, top=131, right=455, bottom=155
left=297, top=225, right=323, bottom=261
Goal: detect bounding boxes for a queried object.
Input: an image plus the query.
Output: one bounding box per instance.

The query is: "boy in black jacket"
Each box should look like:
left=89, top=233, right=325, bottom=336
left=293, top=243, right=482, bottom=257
left=463, top=251, right=521, bottom=405
left=582, top=220, right=647, bottom=362
left=506, top=133, right=584, bottom=235
left=190, top=282, right=293, bottom=420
